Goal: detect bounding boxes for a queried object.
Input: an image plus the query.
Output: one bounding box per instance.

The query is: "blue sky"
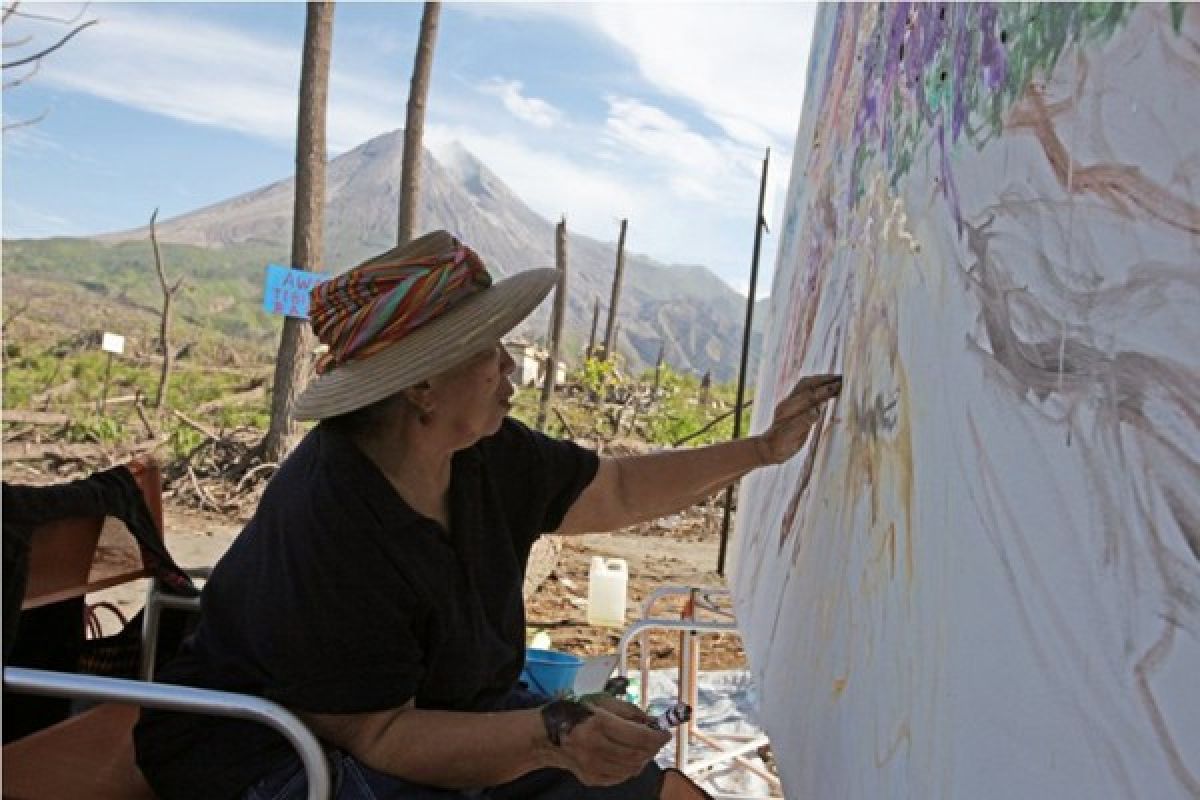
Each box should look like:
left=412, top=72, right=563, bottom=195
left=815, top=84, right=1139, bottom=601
left=3, top=2, right=817, bottom=296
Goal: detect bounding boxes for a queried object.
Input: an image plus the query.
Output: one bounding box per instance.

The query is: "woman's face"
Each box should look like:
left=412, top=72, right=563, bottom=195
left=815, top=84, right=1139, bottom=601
left=426, top=343, right=517, bottom=444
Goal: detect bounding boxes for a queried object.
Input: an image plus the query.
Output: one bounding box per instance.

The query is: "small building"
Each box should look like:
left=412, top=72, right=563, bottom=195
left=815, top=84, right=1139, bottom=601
left=504, top=339, right=567, bottom=388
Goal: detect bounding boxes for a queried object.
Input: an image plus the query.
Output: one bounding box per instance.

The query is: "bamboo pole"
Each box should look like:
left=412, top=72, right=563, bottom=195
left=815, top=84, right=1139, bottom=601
left=717, top=147, right=770, bottom=576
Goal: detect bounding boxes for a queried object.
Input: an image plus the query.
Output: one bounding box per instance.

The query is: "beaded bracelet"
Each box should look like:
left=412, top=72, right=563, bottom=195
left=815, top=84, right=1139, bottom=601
left=539, top=698, right=594, bottom=746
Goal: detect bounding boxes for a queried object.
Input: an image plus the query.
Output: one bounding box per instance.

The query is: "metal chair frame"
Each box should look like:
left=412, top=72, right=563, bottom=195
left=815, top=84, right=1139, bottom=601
left=3, top=667, right=332, bottom=800
left=616, top=586, right=782, bottom=800
left=3, top=457, right=331, bottom=799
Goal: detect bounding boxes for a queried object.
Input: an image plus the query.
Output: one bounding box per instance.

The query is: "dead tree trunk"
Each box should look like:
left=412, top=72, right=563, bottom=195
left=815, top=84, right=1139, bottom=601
left=149, top=208, right=184, bottom=408
left=536, top=218, right=568, bottom=431
left=652, top=340, right=666, bottom=396
left=601, top=218, right=627, bottom=361
left=586, top=296, right=599, bottom=360
left=263, top=0, right=333, bottom=463
left=397, top=1, right=441, bottom=245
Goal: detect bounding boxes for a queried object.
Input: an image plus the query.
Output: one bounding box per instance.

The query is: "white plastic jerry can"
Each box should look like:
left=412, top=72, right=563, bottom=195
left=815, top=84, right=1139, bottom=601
left=587, top=556, right=628, bottom=627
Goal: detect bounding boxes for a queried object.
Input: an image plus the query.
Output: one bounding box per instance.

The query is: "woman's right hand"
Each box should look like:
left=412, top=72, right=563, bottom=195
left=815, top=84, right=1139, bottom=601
left=544, top=703, right=670, bottom=786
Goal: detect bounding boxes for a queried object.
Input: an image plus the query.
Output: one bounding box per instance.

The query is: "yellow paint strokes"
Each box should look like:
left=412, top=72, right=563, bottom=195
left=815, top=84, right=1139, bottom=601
left=829, top=171, right=919, bottom=595
left=881, top=195, right=923, bottom=255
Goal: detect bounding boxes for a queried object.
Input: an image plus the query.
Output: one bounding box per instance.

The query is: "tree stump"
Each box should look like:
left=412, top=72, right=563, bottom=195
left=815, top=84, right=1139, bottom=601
left=523, top=535, right=562, bottom=598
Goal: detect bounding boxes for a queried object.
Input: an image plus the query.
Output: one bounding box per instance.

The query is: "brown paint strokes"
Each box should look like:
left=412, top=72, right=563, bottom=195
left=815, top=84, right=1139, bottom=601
left=1009, top=88, right=1200, bottom=235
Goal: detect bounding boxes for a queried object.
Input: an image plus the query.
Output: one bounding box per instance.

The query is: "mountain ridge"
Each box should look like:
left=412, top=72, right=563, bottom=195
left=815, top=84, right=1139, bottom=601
left=26, top=130, right=762, bottom=380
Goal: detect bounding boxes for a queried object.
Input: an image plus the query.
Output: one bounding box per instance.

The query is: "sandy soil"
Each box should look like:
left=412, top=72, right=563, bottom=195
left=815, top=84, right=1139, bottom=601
left=92, top=497, right=750, bottom=672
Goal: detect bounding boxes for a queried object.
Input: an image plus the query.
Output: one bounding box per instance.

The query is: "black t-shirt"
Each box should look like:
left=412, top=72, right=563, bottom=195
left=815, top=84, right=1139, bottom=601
left=134, top=418, right=599, bottom=800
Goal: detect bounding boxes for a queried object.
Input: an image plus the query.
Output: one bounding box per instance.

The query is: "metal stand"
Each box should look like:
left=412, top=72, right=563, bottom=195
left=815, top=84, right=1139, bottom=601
left=616, top=587, right=782, bottom=799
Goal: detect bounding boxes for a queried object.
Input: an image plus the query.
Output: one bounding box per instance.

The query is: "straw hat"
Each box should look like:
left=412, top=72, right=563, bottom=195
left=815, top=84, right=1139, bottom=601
left=294, top=230, right=557, bottom=420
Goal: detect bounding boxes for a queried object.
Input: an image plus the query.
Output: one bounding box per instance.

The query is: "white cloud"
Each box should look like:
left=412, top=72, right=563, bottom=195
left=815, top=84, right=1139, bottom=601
left=32, top=7, right=300, bottom=140
left=603, top=96, right=723, bottom=172
left=26, top=6, right=401, bottom=153
left=2, top=125, right=66, bottom=157
left=499, top=3, right=816, bottom=150
left=479, top=78, right=563, bottom=129
left=585, top=4, right=816, bottom=148
left=6, top=3, right=816, bottom=291
left=424, top=120, right=762, bottom=282
left=3, top=199, right=73, bottom=238
left=426, top=124, right=643, bottom=232
left=601, top=96, right=762, bottom=207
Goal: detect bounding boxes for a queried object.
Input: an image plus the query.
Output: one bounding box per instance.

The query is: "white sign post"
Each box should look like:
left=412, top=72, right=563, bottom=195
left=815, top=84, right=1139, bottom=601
left=97, top=332, right=125, bottom=414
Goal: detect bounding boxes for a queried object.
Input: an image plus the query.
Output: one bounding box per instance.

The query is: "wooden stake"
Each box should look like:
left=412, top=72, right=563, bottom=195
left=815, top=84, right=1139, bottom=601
left=97, top=351, right=114, bottom=414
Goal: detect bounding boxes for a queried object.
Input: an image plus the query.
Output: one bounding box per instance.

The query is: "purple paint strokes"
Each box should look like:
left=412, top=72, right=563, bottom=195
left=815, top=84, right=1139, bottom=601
left=979, top=4, right=1008, bottom=90
left=883, top=1, right=910, bottom=104
left=951, top=5, right=971, bottom=143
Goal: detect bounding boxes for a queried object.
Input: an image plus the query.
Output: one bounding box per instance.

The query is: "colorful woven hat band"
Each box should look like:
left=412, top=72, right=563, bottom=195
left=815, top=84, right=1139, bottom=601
left=309, top=240, right=492, bottom=375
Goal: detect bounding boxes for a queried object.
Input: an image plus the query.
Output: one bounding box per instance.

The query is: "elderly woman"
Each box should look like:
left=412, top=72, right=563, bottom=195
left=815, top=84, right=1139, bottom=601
left=134, top=231, right=841, bottom=800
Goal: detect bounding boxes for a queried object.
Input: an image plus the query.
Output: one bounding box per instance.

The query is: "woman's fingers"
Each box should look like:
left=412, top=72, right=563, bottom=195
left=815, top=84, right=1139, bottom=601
left=772, top=375, right=841, bottom=427
left=562, top=708, right=670, bottom=785
left=757, top=374, right=843, bottom=464
left=777, top=374, right=842, bottom=417
left=583, top=694, right=655, bottom=726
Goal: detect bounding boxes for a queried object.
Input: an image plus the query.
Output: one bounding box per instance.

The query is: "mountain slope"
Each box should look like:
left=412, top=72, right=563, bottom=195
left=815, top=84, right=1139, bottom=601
left=75, top=131, right=763, bottom=379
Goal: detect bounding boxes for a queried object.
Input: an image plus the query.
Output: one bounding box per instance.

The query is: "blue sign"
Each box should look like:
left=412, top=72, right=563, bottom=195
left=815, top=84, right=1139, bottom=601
left=263, top=264, right=326, bottom=319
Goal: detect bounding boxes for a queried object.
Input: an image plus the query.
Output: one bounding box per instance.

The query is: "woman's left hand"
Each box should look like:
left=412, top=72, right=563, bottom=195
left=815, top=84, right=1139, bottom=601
left=580, top=693, right=655, bottom=727
left=754, top=374, right=843, bottom=465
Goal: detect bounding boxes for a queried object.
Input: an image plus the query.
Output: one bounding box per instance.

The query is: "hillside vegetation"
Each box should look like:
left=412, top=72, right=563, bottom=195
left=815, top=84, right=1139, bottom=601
left=2, top=276, right=751, bottom=510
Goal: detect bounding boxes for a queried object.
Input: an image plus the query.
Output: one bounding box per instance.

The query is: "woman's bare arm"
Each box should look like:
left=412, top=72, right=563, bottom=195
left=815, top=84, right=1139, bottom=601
left=299, top=699, right=668, bottom=789
left=557, top=375, right=841, bottom=535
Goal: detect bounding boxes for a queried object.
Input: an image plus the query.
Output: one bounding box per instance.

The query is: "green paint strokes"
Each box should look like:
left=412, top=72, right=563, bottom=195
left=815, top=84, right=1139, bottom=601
left=837, top=2, right=1147, bottom=217
left=1169, top=2, right=1185, bottom=34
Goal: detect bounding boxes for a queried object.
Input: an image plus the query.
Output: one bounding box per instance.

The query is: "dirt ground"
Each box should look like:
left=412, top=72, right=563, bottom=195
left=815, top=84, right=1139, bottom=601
left=95, top=496, right=750, bottom=672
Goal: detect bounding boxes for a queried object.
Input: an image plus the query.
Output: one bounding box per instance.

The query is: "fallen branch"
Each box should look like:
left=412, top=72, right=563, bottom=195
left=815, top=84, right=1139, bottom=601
left=234, top=462, right=277, bottom=494
left=170, top=408, right=221, bottom=442
left=194, top=384, right=266, bottom=414
left=31, top=377, right=76, bottom=409
left=186, top=465, right=225, bottom=514
left=2, top=409, right=68, bottom=426
left=3, top=424, right=34, bottom=443
left=1, top=437, right=163, bottom=463
left=672, top=401, right=752, bottom=448
left=552, top=407, right=577, bottom=439
left=73, top=394, right=138, bottom=408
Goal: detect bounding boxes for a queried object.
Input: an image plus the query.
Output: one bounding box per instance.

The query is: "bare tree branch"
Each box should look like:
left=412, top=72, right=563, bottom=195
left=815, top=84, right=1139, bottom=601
left=3, top=59, right=39, bottom=90
left=672, top=400, right=753, bottom=448
left=2, top=108, right=47, bottom=131
left=2, top=17, right=97, bottom=70
left=150, top=208, right=182, bottom=408
left=5, top=2, right=91, bottom=26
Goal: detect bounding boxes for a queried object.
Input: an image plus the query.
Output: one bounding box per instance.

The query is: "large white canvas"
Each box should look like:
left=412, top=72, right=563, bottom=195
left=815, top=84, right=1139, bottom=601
left=732, top=4, right=1199, bottom=797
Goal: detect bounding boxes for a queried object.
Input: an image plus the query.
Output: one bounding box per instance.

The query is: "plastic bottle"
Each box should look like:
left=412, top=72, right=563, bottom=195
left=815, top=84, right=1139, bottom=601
left=586, top=556, right=628, bottom=627
left=624, top=674, right=641, bottom=707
